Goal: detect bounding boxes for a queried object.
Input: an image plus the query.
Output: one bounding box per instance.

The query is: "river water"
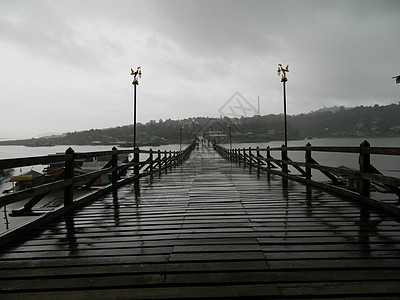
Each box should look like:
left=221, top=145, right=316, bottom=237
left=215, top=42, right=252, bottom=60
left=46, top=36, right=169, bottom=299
left=0, top=138, right=399, bottom=233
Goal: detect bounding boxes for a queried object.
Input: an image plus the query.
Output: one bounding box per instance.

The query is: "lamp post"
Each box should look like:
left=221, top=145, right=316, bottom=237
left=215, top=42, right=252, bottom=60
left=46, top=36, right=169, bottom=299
left=179, top=124, right=183, bottom=151
left=277, top=64, right=289, bottom=147
left=227, top=122, right=232, bottom=150
left=130, top=66, right=142, bottom=149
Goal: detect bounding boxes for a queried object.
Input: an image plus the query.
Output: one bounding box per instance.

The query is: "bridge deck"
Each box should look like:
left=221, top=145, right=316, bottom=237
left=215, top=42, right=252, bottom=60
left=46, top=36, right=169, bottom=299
left=1, top=146, right=400, bottom=299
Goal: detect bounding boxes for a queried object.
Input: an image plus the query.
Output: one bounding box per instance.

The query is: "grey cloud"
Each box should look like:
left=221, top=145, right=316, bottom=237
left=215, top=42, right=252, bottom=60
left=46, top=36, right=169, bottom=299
left=0, top=0, right=399, bottom=138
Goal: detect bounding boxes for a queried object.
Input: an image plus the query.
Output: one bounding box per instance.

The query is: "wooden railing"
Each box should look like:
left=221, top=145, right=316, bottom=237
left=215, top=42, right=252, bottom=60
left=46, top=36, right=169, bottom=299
left=215, top=140, right=400, bottom=217
left=0, top=143, right=196, bottom=245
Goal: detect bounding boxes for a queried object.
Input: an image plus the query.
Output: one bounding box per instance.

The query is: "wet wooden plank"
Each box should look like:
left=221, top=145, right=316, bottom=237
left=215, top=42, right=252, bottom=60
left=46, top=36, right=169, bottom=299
left=0, top=284, right=283, bottom=300
left=0, top=261, right=270, bottom=278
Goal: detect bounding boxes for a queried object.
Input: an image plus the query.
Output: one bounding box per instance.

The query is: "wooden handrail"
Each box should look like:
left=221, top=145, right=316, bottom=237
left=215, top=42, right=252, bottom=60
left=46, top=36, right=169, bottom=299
left=0, top=143, right=196, bottom=209
left=0, top=142, right=196, bottom=248
left=214, top=140, right=400, bottom=217
left=241, top=146, right=400, bottom=155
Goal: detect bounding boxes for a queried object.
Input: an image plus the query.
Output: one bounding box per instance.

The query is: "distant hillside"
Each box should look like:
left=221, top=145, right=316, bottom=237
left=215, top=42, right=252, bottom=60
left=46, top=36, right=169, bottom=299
left=291, top=103, right=400, bottom=138
left=1, top=103, right=399, bottom=146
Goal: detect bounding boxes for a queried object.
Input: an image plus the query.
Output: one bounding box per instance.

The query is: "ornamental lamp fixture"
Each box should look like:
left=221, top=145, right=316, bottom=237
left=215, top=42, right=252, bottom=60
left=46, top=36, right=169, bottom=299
left=131, top=67, right=142, bottom=85
left=277, top=64, right=289, bottom=82
left=277, top=63, right=289, bottom=146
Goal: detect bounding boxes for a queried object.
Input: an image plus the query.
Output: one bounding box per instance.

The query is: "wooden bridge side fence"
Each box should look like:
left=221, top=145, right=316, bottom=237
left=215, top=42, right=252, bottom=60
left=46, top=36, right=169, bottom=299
left=0, top=142, right=196, bottom=248
left=215, top=140, right=400, bottom=217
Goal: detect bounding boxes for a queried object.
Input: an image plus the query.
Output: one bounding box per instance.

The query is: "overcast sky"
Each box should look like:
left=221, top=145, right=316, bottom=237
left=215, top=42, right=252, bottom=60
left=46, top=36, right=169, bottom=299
left=1, top=0, right=399, bottom=139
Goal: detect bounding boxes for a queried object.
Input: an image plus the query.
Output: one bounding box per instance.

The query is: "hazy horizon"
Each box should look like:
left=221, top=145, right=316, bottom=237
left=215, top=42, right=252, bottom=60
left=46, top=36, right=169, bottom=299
left=1, top=101, right=398, bottom=140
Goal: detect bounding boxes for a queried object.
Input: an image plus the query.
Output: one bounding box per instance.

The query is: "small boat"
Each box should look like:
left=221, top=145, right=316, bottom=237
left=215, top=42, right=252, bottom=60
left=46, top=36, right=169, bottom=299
left=10, top=170, right=44, bottom=190
left=0, top=168, right=13, bottom=180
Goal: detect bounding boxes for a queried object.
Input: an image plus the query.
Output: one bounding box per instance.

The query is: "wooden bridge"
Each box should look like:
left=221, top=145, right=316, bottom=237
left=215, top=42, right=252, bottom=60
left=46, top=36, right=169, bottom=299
left=0, top=143, right=400, bottom=299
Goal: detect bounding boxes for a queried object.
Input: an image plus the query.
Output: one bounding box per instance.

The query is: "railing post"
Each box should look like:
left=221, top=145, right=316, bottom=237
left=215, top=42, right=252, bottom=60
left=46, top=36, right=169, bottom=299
left=178, top=150, right=182, bottom=164
left=157, top=150, right=162, bottom=175
left=248, top=147, right=252, bottom=171
left=164, top=150, right=168, bottom=173
left=281, top=144, right=288, bottom=174
left=243, top=148, right=246, bottom=168
left=149, top=149, right=154, bottom=174
left=169, top=150, right=173, bottom=170
left=266, top=146, right=272, bottom=169
left=359, top=140, right=371, bottom=197
left=112, top=146, right=118, bottom=199
left=64, top=147, right=75, bottom=207
left=134, top=147, right=140, bottom=177
left=305, top=142, right=312, bottom=181
left=256, top=147, right=261, bottom=176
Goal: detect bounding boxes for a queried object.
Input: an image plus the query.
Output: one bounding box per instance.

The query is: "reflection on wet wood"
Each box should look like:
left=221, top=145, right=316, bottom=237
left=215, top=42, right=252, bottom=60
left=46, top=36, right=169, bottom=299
left=0, top=146, right=399, bottom=299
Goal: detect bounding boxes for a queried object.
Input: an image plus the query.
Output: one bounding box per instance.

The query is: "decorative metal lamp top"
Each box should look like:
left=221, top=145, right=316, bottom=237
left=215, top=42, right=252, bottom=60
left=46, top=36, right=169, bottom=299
left=277, top=64, right=289, bottom=82
left=131, top=67, right=142, bottom=85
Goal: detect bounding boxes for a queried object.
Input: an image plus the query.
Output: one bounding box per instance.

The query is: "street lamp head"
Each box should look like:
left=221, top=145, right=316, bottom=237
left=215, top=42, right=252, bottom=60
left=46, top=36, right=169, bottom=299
left=227, top=123, right=231, bottom=128
left=277, top=63, right=289, bottom=82
left=131, top=66, right=142, bottom=85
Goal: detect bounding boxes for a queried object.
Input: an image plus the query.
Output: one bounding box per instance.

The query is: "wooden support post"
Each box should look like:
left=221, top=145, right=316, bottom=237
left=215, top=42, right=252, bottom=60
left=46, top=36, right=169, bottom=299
left=281, top=144, right=288, bottom=174
left=243, top=148, right=246, bottom=168
left=112, top=146, right=118, bottom=199
left=164, top=150, right=168, bottom=173
left=64, top=147, right=75, bottom=207
left=134, top=148, right=140, bottom=177
left=169, top=150, right=173, bottom=170
left=359, top=140, right=371, bottom=197
left=305, top=142, right=312, bottom=181
left=178, top=150, right=182, bottom=164
left=157, top=150, right=162, bottom=175
left=133, top=147, right=140, bottom=191
left=267, top=146, right=272, bottom=170
left=149, top=149, right=154, bottom=175
left=256, top=147, right=261, bottom=176
left=248, top=147, right=252, bottom=171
